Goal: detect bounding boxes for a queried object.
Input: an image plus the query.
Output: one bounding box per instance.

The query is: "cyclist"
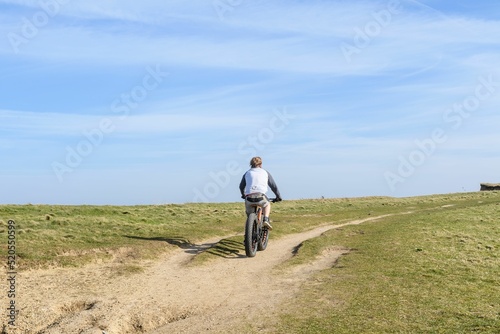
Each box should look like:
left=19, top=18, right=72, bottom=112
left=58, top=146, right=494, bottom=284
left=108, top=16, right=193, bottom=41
left=239, top=157, right=282, bottom=230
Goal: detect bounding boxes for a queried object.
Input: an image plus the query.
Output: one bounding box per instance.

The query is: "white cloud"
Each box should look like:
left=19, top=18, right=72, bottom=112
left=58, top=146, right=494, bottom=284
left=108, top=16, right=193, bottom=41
left=0, top=108, right=262, bottom=138
left=1, top=0, right=498, bottom=75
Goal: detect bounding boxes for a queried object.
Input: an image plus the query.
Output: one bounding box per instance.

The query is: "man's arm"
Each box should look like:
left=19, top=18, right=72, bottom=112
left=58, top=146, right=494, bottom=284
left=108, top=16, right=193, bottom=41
left=267, top=172, right=281, bottom=199
left=239, top=174, right=246, bottom=198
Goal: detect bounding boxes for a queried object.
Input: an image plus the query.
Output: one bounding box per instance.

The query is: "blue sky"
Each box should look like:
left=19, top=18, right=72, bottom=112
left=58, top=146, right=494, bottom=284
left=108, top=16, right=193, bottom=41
left=1, top=0, right=500, bottom=205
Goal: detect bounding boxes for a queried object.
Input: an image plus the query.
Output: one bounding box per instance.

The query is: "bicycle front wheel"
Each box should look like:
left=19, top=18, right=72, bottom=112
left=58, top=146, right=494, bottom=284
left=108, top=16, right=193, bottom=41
left=244, top=213, right=258, bottom=257
left=258, top=226, right=269, bottom=251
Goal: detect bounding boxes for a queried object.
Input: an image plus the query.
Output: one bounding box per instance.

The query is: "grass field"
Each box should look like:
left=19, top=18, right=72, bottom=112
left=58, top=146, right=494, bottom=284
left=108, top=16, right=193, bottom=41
left=272, top=193, right=500, bottom=333
left=0, top=194, right=435, bottom=269
left=1, top=191, right=499, bottom=333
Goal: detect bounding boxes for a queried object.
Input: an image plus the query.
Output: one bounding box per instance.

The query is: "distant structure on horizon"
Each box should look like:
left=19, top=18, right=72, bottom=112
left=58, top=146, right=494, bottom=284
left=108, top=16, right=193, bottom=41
left=480, top=183, right=500, bottom=191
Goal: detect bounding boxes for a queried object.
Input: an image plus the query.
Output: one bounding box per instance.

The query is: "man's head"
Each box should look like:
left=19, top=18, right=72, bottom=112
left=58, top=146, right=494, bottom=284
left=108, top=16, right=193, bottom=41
left=250, top=156, right=263, bottom=168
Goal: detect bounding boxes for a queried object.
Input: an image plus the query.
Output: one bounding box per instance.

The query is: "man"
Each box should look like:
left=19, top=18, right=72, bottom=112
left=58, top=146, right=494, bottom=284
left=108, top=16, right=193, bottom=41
left=239, top=157, right=282, bottom=230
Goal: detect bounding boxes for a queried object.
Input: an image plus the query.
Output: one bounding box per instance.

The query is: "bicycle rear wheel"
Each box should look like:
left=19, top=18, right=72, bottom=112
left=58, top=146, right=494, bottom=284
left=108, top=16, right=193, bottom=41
left=244, top=213, right=258, bottom=257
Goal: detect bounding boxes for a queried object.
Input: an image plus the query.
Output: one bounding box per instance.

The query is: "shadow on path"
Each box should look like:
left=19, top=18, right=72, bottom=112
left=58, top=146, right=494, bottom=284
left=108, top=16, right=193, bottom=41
left=124, top=235, right=245, bottom=258
left=204, top=238, right=245, bottom=259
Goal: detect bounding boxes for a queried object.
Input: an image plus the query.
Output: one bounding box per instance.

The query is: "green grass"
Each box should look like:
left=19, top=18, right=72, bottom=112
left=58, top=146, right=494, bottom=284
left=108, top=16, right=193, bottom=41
left=271, top=193, right=500, bottom=333
left=0, top=203, right=247, bottom=269
left=0, top=195, right=425, bottom=269
left=1, top=192, right=498, bottom=270
left=1, top=192, right=499, bottom=332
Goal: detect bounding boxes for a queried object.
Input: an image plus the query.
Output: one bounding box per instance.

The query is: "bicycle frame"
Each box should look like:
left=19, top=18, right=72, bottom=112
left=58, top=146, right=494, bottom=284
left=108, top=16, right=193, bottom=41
left=256, top=206, right=262, bottom=222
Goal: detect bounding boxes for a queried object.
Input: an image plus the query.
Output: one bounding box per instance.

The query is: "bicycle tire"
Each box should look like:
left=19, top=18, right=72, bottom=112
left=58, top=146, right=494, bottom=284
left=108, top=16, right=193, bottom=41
left=258, top=226, right=269, bottom=251
left=244, top=213, right=258, bottom=257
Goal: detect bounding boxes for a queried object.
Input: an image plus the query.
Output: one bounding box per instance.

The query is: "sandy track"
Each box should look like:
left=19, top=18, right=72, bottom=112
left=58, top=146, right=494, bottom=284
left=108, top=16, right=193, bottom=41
left=11, top=214, right=400, bottom=334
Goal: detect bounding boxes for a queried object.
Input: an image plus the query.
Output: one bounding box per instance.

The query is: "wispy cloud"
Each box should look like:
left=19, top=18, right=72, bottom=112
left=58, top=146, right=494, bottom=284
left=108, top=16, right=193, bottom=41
left=3, top=0, right=498, bottom=74
left=0, top=108, right=265, bottom=138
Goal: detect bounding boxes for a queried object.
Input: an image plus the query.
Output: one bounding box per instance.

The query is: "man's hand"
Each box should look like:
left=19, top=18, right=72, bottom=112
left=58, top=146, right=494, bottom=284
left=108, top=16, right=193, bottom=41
left=241, top=195, right=246, bottom=200
left=274, top=197, right=282, bottom=202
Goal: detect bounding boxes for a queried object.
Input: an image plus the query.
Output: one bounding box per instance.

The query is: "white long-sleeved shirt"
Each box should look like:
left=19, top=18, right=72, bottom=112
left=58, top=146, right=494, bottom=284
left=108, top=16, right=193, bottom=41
left=239, top=168, right=281, bottom=197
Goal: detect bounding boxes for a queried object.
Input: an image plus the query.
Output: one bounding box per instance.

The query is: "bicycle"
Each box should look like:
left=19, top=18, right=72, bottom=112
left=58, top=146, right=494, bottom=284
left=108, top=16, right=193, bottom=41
left=244, top=198, right=279, bottom=257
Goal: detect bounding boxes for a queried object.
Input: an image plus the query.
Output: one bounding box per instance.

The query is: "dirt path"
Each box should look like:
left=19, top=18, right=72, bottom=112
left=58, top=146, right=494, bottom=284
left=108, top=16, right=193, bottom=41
left=11, top=213, right=405, bottom=334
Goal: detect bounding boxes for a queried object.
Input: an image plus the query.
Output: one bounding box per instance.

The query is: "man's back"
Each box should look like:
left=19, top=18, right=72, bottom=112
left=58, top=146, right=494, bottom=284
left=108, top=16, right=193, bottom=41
left=243, top=167, right=269, bottom=195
